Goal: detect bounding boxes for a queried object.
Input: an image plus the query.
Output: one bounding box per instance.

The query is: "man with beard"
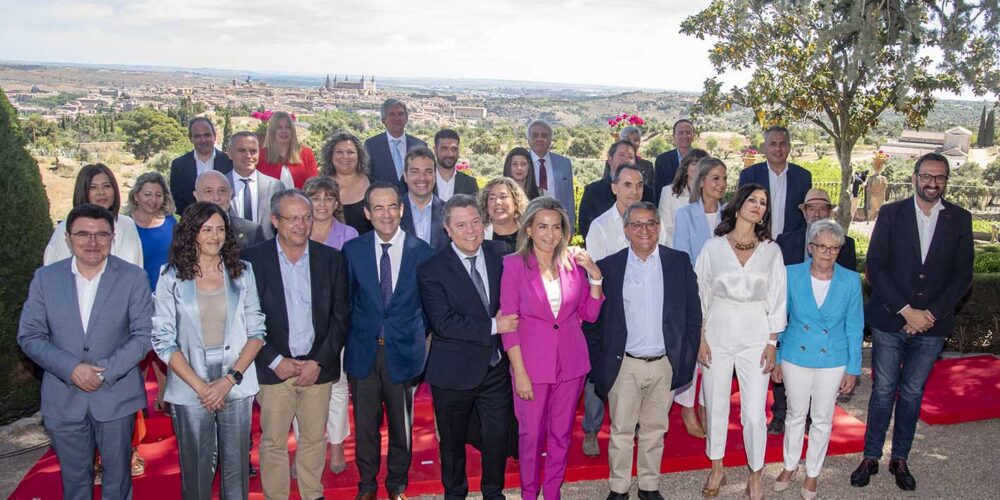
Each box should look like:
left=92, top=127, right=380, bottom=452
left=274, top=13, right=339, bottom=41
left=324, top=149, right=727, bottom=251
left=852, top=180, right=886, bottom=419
left=433, top=129, right=478, bottom=201
left=850, top=153, right=973, bottom=492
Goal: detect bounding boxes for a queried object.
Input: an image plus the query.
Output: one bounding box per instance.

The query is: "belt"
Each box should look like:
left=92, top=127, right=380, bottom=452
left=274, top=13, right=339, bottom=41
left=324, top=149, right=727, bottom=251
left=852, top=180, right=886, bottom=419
left=625, top=352, right=666, bottom=362
left=377, top=337, right=385, bottom=346
left=293, top=355, right=309, bottom=361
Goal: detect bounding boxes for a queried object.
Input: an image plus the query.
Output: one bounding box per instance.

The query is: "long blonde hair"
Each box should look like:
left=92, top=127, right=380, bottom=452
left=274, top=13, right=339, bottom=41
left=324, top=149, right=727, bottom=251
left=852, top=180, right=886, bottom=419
left=515, top=196, right=572, bottom=271
left=263, top=111, right=302, bottom=164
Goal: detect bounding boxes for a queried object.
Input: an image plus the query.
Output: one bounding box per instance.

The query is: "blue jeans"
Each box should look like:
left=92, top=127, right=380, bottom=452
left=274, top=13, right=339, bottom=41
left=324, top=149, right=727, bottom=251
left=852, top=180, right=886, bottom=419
left=582, top=379, right=605, bottom=434
left=863, top=328, right=944, bottom=461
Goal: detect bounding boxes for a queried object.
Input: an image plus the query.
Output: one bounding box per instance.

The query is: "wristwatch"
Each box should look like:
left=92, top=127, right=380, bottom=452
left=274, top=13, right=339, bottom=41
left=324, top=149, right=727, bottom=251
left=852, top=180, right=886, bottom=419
left=227, top=369, right=244, bottom=385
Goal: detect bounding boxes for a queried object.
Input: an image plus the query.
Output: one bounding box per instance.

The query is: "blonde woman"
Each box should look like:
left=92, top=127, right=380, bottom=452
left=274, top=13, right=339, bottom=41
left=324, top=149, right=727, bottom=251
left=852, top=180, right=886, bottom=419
left=257, top=111, right=317, bottom=188
left=479, top=176, right=528, bottom=251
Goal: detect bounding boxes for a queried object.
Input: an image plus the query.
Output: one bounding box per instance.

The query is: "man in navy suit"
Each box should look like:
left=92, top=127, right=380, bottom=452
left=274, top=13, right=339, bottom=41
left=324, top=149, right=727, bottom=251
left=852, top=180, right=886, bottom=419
left=578, top=141, right=655, bottom=239
left=418, top=194, right=518, bottom=500
left=586, top=201, right=701, bottom=500
left=653, top=119, right=695, bottom=206
left=170, top=117, right=233, bottom=214
left=342, top=182, right=435, bottom=500
left=364, top=98, right=427, bottom=187
left=399, top=146, right=450, bottom=250
left=738, top=126, right=812, bottom=236
left=851, top=153, right=973, bottom=492
left=527, top=119, right=576, bottom=231
left=433, top=129, right=479, bottom=201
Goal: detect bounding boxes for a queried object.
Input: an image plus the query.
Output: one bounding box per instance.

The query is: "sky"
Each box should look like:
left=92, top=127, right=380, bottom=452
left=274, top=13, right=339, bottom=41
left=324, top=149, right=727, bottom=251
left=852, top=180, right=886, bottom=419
left=0, top=0, right=719, bottom=91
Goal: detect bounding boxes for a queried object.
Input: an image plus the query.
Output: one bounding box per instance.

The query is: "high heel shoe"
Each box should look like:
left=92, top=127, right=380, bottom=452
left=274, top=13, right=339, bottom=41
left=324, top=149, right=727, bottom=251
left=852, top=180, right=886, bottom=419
left=800, top=486, right=818, bottom=499
left=773, top=467, right=799, bottom=492
left=746, top=476, right=764, bottom=500
left=701, top=473, right=727, bottom=497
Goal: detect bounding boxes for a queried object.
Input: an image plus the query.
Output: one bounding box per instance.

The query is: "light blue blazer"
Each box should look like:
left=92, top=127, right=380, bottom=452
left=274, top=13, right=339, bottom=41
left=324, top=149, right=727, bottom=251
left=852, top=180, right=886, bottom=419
left=777, top=261, right=863, bottom=375
left=673, top=199, right=722, bottom=266
left=152, top=262, right=267, bottom=405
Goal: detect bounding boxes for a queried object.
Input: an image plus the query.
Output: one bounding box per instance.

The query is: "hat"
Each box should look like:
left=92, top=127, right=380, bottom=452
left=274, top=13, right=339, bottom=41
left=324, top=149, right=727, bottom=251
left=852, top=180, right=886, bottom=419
left=798, top=188, right=835, bottom=211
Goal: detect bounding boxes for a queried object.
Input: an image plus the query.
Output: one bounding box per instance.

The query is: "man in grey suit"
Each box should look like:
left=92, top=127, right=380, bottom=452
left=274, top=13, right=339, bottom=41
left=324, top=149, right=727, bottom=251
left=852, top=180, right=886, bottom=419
left=194, top=170, right=266, bottom=249
left=364, top=98, right=427, bottom=187
left=527, top=119, right=576, bottom=232
left=226, top=131, right=283, bottom=238
left=19, top=204, right=153, bottom=500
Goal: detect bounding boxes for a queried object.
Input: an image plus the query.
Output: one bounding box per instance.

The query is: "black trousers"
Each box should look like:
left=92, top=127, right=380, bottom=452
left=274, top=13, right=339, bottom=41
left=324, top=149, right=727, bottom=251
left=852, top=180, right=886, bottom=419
left=771, top=381, right=788, bottom=421
left=349, top=346, right=416, bottom=495
left=431, top=361, right=513, bottom=500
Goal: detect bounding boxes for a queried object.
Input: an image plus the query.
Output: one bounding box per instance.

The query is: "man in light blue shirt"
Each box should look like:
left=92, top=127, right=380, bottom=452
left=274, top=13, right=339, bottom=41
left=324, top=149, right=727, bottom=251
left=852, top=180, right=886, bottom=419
left=400, top=146, right=450, bottom=250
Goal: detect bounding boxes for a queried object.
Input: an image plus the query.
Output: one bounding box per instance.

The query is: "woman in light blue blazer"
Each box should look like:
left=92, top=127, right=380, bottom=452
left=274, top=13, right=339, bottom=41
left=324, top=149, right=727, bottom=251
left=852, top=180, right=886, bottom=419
left=152, top=202, right=266, bottom=500
left=772, top=219, right=862, bottom=500
left=670, top=156, right=727, bottom=438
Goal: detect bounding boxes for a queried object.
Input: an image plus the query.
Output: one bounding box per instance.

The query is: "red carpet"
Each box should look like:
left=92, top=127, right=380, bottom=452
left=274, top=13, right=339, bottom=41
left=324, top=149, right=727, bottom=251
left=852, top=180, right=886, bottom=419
left=11, top=377, right=865, bottom=499
left=920, top=354, right=1000, bottom=425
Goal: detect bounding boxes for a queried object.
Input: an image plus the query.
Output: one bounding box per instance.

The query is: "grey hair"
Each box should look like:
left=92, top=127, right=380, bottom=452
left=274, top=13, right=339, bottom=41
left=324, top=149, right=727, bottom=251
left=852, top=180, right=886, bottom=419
left=525, top=119, right=554, bottom=141
left=689, top=157, right=728, bottom=203
left=195, top=169, right=229, bottom=191
left=619, top=126, right=642, bottom=142
left=443, top=194, right=481, bottom=226
left=270, top=188, right=313, bottom=217
left=612, top=163, right=641, bottom=183
left=807, top=219, right=846, bottom=247
left=622, top=201, right=660, bottom=227
left=380, top=98, right=408, bottom=120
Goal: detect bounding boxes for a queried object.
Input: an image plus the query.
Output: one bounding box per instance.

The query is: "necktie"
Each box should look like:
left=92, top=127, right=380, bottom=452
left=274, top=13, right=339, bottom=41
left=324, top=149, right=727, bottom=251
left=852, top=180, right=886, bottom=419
left=240, top=178, right=253, bottom=221
left=379, top=243, right=392, bottom=341
left=538, top=158, right=548, bottom=192
left=390, top=138, right=404, bottom=180
left=468, top=255, right=501, bottom=366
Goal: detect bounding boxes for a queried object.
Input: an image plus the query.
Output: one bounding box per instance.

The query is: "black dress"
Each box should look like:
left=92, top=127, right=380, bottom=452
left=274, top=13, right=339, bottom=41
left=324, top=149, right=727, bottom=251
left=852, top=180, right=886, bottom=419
left=343, top=200, right=373, bottom=235
left=490, top=230, right=518, bottom=254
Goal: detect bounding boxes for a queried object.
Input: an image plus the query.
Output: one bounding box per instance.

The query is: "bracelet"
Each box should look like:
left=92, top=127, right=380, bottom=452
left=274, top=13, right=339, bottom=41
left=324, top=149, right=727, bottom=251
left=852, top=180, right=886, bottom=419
left=766, top=340, right=778, bottom=347
left=588, top=276, right=604, bottom=286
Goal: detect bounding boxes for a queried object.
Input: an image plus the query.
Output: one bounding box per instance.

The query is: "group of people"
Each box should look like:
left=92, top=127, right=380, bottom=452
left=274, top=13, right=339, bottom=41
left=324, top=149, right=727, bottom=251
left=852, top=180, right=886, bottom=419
left=18, top=97, right=974, bottom=500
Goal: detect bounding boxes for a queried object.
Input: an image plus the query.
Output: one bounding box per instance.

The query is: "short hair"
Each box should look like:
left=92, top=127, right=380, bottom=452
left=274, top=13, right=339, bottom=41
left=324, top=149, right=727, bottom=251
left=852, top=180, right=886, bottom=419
left=525, top=119, right=554, bottom=141
left=364, top=181, right=401, bottom=210
left=612, top=164, right=642, bottom=184
left=303, top=176, right=345, bottom=223
left=443, top=194, right=480, bottom=226
left=66, top=204, right=115, bottom=234
left=269, top=188, right=312, bottom=218
left=195, top=169, right=230, bottom=192
left=764, top=125, right=790, bottom=142
left=228, top=130, right=258, bottom=148
left=502, top=147, right=540, bottom=199
left=715, top=183, right=772, bottom=242
left=404, top=145, right=436, bottom=170
left=672, top=148, right=710, bottom=196
left=263, top=111, right=302, bottom=164
left=607, top=140, right=637, bottom=158
left=914, top=152, right=951, bottom=176
left=689, top=157, right=728, bottom=203
left=622, top=201, right=660, bottom=227
left=515, top=196, right=572, bottom=270
left=126, top=171, right=176, bottom=216
left=434, top=128, right=461, bottom=146
left=72, top=163, right=121, bottom=216
left=380, top=98, right=408, bottom=120
left=478, top=177, right=529, bottom=225
left=672, top=119, right=694, bottom=133
left=321, top=132, right=368, bottom=176
left=187, top=116, right=215, bottom=135
left=619, top=126, right=642, bottom=142
left=807, top=219, right=846, bottom=248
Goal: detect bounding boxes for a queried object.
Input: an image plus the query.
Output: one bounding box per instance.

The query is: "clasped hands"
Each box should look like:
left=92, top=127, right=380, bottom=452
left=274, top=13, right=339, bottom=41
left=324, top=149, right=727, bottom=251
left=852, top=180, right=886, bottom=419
left=274, top=358, right=321, bottom=386
left=901, top=306, right=936, bottom=335
left=71, top=363, right=105, bottom=392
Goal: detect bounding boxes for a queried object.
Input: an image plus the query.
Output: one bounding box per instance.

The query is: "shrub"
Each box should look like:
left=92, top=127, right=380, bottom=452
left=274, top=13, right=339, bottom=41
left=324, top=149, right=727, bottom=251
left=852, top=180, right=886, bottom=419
left=949, top=273, right=1000, bottom=353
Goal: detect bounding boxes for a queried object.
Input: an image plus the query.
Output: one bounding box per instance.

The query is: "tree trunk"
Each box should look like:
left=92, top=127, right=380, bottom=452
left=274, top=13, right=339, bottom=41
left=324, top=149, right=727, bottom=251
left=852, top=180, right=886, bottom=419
left=834, top=139, right=855, bottom=231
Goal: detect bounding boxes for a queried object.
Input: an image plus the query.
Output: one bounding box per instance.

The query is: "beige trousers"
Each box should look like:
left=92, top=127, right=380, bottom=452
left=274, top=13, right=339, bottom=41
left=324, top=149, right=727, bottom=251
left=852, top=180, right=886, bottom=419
left=607, top=356, right=674, bottom=493
left=257, top=379, right=332, bottom=500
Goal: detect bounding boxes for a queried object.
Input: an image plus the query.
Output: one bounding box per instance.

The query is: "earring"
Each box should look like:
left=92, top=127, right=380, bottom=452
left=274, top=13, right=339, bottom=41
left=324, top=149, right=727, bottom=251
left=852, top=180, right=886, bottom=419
left=757, top=218, right=764, bottom=226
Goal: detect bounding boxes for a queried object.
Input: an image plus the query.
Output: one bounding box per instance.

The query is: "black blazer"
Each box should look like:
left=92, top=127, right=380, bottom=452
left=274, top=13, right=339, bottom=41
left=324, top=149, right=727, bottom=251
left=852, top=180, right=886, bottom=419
left=435, top=170, right=480, bottom=198
left=364, top=132, right=427, bottom=186
left=865, top=197, right=974, bottom=337
left=578, top=176, right=655, bottom=239
left=738, top=162, right=813, bottom=235
left=418, top=240, right=506, bottom=391
left=229, top=212, right=266, bottom=250
left=776, top=229, right=858, bottom=271
left=170, top=149, right=233, bottom=215
left=400, top=195, right=450, bottom=250
left=243, top=239, right=350, bottom=385
left=653, top=148, right=682, bottom=206
left=587, top=246, right=702, bottom=399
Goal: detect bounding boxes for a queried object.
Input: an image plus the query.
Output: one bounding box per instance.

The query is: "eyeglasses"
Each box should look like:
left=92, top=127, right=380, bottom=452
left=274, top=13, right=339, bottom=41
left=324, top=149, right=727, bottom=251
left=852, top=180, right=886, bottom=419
left=916, top=173, right=949, bottom=184
left=70, top=231, right=113, bottom=242
left=275, top=214, right=313, bottom=224
left=809, top=242, right=842, bottom=255
left=627, top=220, right=660, bottom=231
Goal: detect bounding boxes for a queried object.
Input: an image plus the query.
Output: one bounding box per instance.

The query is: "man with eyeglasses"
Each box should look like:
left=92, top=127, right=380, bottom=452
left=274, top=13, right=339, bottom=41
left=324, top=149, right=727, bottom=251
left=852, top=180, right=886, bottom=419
left=585, top=201, right=701, bottom=500
left=851, top=152, right=973, bottom=492
left=242, top=189, right=350, bottom=500
left=19, top=204, right=153, bottom=499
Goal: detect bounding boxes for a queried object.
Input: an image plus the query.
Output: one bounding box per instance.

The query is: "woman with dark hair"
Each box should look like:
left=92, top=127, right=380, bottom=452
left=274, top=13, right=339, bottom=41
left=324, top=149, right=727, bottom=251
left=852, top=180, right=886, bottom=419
left=695, top=183, right=787, bottom=500
left=479, top=176, right=529, bottom=251
left=321, top=132, right=373, bottom=234
left=258, top=111, right=317, bottom=188
left=44, top=163, right=143, bottom=266
left=503, top=147, right=541, bottom=200
left=658, top=148, right=708, bottom=247
left=152, top=202, right=266, bottom=499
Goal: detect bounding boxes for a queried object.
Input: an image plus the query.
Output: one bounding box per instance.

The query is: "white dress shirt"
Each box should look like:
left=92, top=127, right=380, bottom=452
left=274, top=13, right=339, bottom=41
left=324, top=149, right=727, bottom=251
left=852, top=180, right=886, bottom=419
left=231, top=170, right=261, bottom=222
left=452, top=243, right=498, bottom=334
left=529, top=150, right=556, bottom=198
left=914, top=197, right=944, bottom=263
left=657, top=187, right=690, bottom=248
left=44, top=215, right=145, bottom=267
left=587, top=205, right=667, bottom=261
left=194, top=149, right=217, bottom=175
left=436, top=170, right=456, bottom=201
left=269, top=240, right=315, bottom=370
left=767, top=162, right=789, bottom=236
left=376, top=227, right=406, bottom=291
left=623, top=247, right=666, bottom=357
left=71, top=257, right=107, bottom=335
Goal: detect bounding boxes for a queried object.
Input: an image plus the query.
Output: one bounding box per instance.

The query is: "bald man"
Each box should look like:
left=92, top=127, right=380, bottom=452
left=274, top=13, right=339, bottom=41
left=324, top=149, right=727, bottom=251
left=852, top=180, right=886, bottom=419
left=194, top=170, right=266, bottom=249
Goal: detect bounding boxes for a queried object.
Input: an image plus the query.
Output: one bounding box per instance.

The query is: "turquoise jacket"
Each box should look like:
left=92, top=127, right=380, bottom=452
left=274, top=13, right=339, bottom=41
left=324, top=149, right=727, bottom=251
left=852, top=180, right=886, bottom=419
left=777, top=261, right=864, bottom=375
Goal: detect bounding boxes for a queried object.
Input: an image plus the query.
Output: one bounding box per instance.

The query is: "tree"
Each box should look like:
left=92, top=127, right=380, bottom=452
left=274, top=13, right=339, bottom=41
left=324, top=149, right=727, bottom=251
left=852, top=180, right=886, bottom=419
left=166, top=96, right=207, bottom=129
left=986, top=108, right=997, bottom=147
left=119, top=107, right=187, bottom=161
left=20, top=114, right=59, bottom=145
left=704, top=136, right=719, bottom=155
left=681, top=0, right=1000, bottom=228
left=0, top=88, right=54, bottom=419
left=978, top=106, right=989, bottom=147
left=221, top=109, right=233, bottom=149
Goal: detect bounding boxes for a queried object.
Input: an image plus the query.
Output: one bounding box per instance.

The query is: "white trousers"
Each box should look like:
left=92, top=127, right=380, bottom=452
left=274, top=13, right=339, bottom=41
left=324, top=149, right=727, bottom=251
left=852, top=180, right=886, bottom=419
left=780, top=361, right=844, bottom=477
left=292, top=352, right=350, bottom=445
left=672, top=365, right=706, bottom=407
left=702, top=340, right=770, bottom=471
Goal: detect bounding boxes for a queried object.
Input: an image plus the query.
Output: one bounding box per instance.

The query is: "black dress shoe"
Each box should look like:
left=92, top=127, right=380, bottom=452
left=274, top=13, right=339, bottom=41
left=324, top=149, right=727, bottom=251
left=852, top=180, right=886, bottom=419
left=850, top=458, right=879, bottom=487
left=248, top=465, right=258, bottom=478
left=606, top=491, right=629, bottom=500
left=767, top=418, right=785, bottom=435
left=889, top=458, right=916, bottom=491
left=637, top=489, right=664, bottom=500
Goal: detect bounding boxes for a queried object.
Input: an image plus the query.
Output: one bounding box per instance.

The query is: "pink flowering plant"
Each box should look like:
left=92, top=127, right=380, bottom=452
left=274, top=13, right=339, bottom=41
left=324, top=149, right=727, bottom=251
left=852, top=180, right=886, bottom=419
left=251, top=110, right=296, bottom=122
left=741, top=146, right=759, bottom=157
left=456, top=160, right=470, bottom=172
left=607, top=113, right=646, bottom=133
left=875, top=150, right=890, bottom=160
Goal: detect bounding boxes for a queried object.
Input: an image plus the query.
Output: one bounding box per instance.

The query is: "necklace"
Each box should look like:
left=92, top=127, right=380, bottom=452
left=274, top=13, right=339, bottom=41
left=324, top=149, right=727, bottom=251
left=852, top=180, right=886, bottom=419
left=728, top=234, right=757, bottom=251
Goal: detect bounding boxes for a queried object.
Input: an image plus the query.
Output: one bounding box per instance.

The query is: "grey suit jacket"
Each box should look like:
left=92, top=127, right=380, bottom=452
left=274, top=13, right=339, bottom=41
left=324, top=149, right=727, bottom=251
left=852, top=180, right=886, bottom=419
left=18, top=256, right=153, bottom=422
left=228, top=171, right=283, bottom=238
left=550, top=153, right=576, bottom=232
left=364, top=132, right=427, bottom=186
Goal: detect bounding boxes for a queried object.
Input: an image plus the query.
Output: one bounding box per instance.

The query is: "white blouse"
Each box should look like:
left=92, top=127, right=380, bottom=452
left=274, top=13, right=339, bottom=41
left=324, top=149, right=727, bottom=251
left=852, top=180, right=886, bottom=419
left=543, top=276, right=562, bottom=318
left=44, top=214, right=145, bottom=267
left=811, top=276, right=832, bottom=308
left=657, top=187, right=690, bottom=248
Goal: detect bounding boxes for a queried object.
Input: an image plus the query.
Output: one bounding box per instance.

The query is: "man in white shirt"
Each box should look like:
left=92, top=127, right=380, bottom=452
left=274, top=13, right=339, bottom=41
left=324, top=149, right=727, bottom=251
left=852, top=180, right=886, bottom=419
left=527, top=119, right=576, bottom=231
left=738, top=126, right=812, bottom=236
left=227, top=131, right=283, bottom=238
left=587, top=165, right=666, bottom=261
left=433, top=129, right=479, bottom=201
left=170, top=117, right=233, bottom=214
left=365, top=98, right=428, bottom=186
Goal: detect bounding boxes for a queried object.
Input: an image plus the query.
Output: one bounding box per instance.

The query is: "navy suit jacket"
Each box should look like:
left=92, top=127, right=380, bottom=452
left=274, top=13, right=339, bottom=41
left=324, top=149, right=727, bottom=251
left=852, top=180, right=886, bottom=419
left=776, top=229, right=858, bottom=271
left=587, top=246, right=702, bottom=399
left=418, top=240, right=506, bottom=391
left=653, top=148, right=682, bottom=206
left=228, top=210, right=266, bottom=250
left=364, top=132, right=427, bottom=186
left=738, top=162, right=812, bottom=234
left=170, top=149, right=233, bottom=215
left=578, top=175, right=655, bottom=239
left=865, top=197, right=974, bottom=337
left=400, top=195, right=450, bottom=250
left=342, top=231, right=435, bottom=383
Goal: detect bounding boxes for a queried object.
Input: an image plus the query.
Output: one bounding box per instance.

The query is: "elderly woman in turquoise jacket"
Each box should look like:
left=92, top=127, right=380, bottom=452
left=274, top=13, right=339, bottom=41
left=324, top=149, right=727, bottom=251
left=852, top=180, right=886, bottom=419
left=772, top=219, right=863, bottom=500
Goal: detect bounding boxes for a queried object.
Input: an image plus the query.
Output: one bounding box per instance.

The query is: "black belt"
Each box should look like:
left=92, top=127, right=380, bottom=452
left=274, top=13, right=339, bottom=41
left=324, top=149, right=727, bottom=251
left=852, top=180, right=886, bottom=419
left=293, top=355, right=309, bottom=361
left=625, top=353, right=666, bottom=362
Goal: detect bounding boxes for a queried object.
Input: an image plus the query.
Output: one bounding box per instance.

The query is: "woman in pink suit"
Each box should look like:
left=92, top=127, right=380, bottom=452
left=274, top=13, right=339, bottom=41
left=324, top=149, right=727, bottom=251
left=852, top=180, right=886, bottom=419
left=500, top=196, right=605, bottom=500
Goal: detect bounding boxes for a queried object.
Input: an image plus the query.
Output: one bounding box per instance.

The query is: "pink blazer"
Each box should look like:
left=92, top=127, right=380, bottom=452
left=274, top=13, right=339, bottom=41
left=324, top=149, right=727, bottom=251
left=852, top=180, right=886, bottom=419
left=500, top=253, right=605, bottom=384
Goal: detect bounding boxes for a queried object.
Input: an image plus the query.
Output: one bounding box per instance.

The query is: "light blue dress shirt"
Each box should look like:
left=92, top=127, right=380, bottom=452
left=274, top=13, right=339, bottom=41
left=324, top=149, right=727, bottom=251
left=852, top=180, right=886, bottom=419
left=408, top=194, right=433, bottom=245
left=623, top=247, right=666, bottom=357
left=270, top=240, right=314, bottom=370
